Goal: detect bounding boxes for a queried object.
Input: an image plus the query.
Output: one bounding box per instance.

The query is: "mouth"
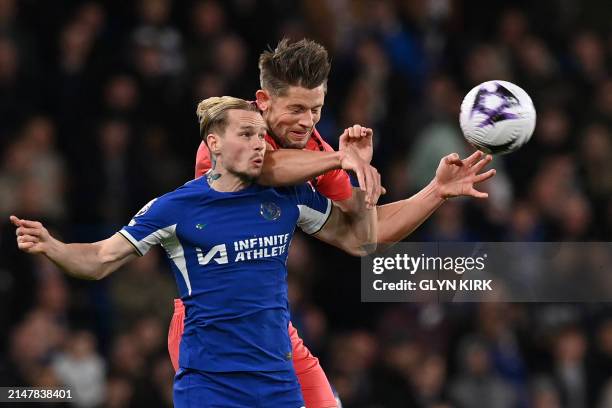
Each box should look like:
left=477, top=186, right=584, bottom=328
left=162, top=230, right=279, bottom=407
left=251, top=156, right=264, bottom=166
left=289, top=130, right=310, bottom=140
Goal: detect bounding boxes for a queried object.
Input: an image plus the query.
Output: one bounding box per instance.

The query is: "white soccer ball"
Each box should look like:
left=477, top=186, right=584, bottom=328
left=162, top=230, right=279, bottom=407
left=459, top=80, right=536, bottom=155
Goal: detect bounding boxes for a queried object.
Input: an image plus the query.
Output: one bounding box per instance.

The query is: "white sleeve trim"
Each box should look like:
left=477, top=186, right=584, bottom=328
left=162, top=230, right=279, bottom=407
left=120, top=225, right=192, bottom=295
left=118, top=229, right=145, bottom=256
left=297, top=199, right=332, bottom=235
left=119, top=227, right=164, bottom=257
left=158, top=225, right=192, bottom=296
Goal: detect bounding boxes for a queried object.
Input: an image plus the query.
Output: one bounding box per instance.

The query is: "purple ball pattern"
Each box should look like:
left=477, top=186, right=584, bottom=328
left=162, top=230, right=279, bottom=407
left=470, top=82, right=520, bottom=128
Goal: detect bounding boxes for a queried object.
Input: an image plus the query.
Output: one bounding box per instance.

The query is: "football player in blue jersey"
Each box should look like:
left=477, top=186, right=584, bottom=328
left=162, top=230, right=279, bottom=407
left=10, top=96, right=380, bottom=407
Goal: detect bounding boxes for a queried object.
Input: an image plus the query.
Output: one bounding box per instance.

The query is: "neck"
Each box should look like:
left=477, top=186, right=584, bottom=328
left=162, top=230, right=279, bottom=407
left=209, top=172, right=252, bottom=192
left=207, top=156, right=252, bottom=192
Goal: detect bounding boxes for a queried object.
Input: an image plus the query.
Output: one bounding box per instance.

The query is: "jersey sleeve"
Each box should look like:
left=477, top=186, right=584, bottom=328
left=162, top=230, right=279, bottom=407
left=118, top=197, right=174, bottom=256
left=314, top=168, right=353, bottom=201
left=195, top=141, right=212, bottom=178
left=291, top=183, right=332, bottom=235
left=309, top=132, right=353, bottom=201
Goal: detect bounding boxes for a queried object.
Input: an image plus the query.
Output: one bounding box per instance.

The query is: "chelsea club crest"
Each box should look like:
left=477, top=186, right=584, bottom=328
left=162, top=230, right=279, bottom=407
left=260, top=202, right=281, bottom=221
left=135, top=198, right=158, bottom=217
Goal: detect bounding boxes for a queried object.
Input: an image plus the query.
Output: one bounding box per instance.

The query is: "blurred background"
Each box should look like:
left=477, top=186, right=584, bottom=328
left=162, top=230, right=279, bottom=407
left=0, top=0, right=611, bottom=407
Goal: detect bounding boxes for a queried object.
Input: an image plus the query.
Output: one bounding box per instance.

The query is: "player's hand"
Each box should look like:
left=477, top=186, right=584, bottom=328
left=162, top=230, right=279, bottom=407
left=339, top=147, right=385, bottom=208
left=433, top=151, right=496, bottom=199
left=339, top=125, right=374, bottom=164
left=10, top=215, right=51, bottom=254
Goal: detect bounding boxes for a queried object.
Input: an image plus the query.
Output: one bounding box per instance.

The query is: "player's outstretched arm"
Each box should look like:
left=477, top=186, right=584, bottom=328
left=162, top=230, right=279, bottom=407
left=313, top=189, right=378, bottom=257
left=257, top=148, right=346, bottom=186
left=334, top=126, right=496, bottom=244
left=258, top=130, right=384, bottom=208
left=376, top=151, right=496, bottom=243
left=10, top=215, right=137, bottom=280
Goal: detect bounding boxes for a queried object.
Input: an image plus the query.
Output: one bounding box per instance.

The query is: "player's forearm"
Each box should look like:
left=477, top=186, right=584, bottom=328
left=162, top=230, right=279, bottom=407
left=43, top=239, right=115, bottom=280
left=343, top=190, right=378, bottom=256
left=376, top=180, right=446, bottom=243
left=258, top=149, right=343, bottom=186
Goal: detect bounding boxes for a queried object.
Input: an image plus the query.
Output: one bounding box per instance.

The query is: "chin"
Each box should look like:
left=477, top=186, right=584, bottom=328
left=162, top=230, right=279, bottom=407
left=284, top=139, right=309, bottom=149
left=275, top=132, right=311, bottom=149
left=245, top=169, right=262, bottom=180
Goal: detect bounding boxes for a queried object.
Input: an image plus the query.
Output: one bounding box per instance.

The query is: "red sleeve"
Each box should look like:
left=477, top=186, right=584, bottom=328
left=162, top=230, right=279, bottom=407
left=195, top=141, right=212, bottom=178
left=309, top=131, right=352, bottom=201
left=266, top=131, right=352, bottom=201
left=314, top=168, right=352, bottom=201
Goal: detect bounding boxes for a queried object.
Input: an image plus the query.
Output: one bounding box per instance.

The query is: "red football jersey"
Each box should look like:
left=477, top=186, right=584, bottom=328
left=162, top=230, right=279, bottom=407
left=195, top=129, right=352, bottom=201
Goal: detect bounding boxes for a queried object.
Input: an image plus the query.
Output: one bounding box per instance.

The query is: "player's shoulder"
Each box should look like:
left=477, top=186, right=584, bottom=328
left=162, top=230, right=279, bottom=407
left=129, top=177, right=213, bottom=226
left=146, top=177, right=208, bottom=208
left=273, top=182, right=318, bottom=202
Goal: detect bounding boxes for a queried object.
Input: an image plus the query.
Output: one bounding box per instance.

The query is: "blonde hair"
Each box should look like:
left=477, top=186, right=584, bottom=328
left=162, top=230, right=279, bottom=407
left=196, top=96, right=259, bottom=141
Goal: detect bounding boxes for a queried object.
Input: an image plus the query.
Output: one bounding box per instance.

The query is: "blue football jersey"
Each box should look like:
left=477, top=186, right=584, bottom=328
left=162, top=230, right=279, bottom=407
left=119, top=176, right=331, bottom=372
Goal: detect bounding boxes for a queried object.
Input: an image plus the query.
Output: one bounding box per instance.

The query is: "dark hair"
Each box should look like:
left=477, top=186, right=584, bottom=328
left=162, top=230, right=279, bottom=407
left=258, top=38, right=331, bottom=96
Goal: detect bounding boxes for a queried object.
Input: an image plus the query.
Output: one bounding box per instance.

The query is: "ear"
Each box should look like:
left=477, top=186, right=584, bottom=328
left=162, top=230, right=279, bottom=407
left=206, top=133, right=221, bottom=155
left=255, top=89, right=270, bottom=112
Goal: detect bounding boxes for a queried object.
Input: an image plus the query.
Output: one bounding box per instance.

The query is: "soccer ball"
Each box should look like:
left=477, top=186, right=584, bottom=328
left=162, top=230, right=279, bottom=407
left=459, top=80, right=536, bottom=155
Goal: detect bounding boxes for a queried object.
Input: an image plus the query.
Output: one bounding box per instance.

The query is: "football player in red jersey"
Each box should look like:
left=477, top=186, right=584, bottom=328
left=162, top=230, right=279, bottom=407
left=173, top=39, right=495, bottom=408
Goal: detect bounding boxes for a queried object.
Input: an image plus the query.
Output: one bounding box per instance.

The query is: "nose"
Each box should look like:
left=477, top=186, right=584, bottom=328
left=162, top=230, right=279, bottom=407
left=253, top=136, right=265, bottom=151
left=298, top=111, right=314, bottom=129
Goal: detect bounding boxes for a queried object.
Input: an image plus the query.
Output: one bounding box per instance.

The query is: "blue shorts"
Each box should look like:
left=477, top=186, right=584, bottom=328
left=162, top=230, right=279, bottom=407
left=173, top=368, right=305, bottom=408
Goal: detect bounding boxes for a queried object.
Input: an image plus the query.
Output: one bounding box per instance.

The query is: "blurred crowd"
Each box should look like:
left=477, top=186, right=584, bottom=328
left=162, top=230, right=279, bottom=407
left=0, top=0, right=611, bottom=407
